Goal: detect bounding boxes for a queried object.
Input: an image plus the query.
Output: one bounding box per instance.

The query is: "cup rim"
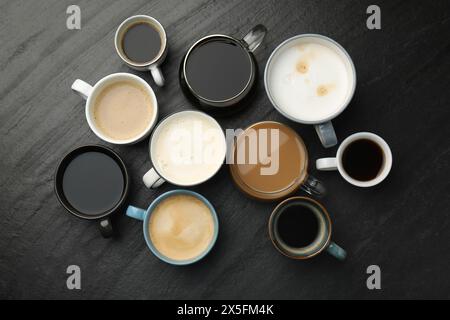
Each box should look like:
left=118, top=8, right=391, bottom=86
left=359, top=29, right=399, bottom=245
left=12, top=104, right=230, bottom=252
left=85, top=73, right=158, bottom=145
left=148, top=109, right=227, bottom=187
left=336, top=132, right=393, bottom=187
left=268, top=196, right=332, bottom=260
left=54, top=145, right=130, bottom=220
left=142, top=189, right=219, bottom=266
left=181, top=34, right=255, bottom=104
left=229, top=121, right=309, bottom=200
left=264, top=33, right=357, bottom=124
left=114, top=15, right=167, bottom=67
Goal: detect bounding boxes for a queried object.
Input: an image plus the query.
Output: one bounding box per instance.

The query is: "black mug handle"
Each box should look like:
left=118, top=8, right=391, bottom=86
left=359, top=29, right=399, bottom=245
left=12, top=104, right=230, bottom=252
left=242, top=24, right=267, bottom=52
left=98, top=218, right=113, bottom=238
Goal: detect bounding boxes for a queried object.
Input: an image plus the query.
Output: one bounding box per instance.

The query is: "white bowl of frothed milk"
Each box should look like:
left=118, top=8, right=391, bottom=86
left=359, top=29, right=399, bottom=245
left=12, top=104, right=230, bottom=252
left=265, top=34, right=356, bottom=148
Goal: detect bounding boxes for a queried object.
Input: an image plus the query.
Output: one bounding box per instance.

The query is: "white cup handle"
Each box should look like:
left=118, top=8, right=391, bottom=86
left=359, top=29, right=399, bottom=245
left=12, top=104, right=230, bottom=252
left=71, top=79, right=94, bottom=100
left=316, top=157, right=338, bottom=171
left=315, top=121, right=338, bottom=148
left=150, top=66, right=165, bottom=87
left=143, top=168, right=165, bottom=188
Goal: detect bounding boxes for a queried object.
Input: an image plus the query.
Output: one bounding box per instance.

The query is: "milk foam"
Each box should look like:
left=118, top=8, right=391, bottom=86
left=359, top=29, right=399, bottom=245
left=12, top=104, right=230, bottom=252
left=93, top=80, right=153, bottom=140
left=149, top=195, right=215, bottom=261
left=152, top=112, right=226, bottom=185
left=268, top=41, right=352, bottom=122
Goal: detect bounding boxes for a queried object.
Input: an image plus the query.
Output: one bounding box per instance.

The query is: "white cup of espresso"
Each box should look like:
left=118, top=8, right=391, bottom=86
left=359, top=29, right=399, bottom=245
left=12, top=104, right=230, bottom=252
left=316, top=132, right=393, bottom=187
left=115, top=15, right=167, bottom=87
left=264, top=34, right=357, bottom=148
left=143, top=110, right=227, bottom=188
left=71, top=73, right=158, bottom=145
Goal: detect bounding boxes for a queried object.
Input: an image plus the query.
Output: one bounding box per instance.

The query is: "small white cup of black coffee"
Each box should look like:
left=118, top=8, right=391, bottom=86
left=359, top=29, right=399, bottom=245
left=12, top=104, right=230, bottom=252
left=115, top=15, right=167, bottom=87
left=316, top=132, right=393, bottom=187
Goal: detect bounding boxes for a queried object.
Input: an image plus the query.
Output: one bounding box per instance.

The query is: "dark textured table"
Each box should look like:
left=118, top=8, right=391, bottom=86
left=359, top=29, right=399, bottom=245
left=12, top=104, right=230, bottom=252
left=1, top=0, right=449, bottom=300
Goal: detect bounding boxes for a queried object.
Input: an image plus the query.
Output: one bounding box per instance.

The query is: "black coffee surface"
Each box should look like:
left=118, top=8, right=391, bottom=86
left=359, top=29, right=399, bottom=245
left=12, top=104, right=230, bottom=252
left=185, top=39, right=252, bottom=101
left=62, top=152, right=124, bottom=216
left=342, top=139, right=384, bottom=181
left=277, top=203, right=319, bottom=248
left=122, top=22, right=162, bottom=63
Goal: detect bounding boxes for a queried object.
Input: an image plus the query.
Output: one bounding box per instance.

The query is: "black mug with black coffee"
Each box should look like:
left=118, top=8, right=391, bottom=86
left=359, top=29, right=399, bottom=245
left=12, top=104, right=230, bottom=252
left=180, top=25, right=267, bottom=115
left=55, top=145, right=129, bottom=238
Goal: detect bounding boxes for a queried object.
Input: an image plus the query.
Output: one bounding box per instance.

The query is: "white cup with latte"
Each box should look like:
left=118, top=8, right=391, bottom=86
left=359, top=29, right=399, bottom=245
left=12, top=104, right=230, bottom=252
left=71, top=73, right=158, bottom=145
left=143, top=110, right=227, bottom=188
left=264, top=34, right=356, bottom=148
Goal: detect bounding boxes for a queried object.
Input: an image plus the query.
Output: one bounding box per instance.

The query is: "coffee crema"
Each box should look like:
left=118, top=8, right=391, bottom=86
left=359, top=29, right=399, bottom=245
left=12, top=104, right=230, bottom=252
left=149, top=195, right=215, bottom=261
left=93, top=80, right=153, bottom=141
left=268, top=40, right=352, bottom=122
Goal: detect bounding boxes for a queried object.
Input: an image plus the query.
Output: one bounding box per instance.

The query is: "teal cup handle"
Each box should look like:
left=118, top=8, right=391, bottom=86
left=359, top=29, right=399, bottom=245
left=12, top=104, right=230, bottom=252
left=126, top=206, right=146, bottom=221
left=326, top=242, right=347, bottom=261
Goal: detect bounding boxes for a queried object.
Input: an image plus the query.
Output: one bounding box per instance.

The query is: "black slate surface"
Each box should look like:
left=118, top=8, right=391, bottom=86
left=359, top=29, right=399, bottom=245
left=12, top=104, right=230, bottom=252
left=0, top=0, right=449, bottom=300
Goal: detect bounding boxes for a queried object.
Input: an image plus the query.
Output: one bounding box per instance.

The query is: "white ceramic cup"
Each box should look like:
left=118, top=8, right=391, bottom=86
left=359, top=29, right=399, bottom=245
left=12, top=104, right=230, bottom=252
left=264, top=34, right=357, bottom=148
left=71, top=73, right=158, bottom=145
left=316, top=132, right=392, bottom=187
left=143, top=110, right=227, bottom=189
left=115, top=15, right=167, bottom=87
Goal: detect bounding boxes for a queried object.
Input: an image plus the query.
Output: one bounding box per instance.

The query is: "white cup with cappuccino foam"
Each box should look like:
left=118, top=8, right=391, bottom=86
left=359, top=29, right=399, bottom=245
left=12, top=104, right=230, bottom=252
left=71, top=73, right=158, bottom=145
left=143, top=110, right=227, bottom=188
left=264, top=34, right=356, bottom=148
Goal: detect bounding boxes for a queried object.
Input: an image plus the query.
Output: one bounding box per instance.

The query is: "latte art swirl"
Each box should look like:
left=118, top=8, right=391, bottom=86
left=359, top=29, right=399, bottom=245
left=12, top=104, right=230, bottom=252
left=149, top=195, right=215, bottom=261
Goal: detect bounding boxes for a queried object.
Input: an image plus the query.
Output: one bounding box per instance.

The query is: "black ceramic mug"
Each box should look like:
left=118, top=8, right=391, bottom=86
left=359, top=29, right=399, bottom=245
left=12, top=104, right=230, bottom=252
left=179, top=25, right=267, bottom=116
left=54, top=145, right=129, bottom=238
